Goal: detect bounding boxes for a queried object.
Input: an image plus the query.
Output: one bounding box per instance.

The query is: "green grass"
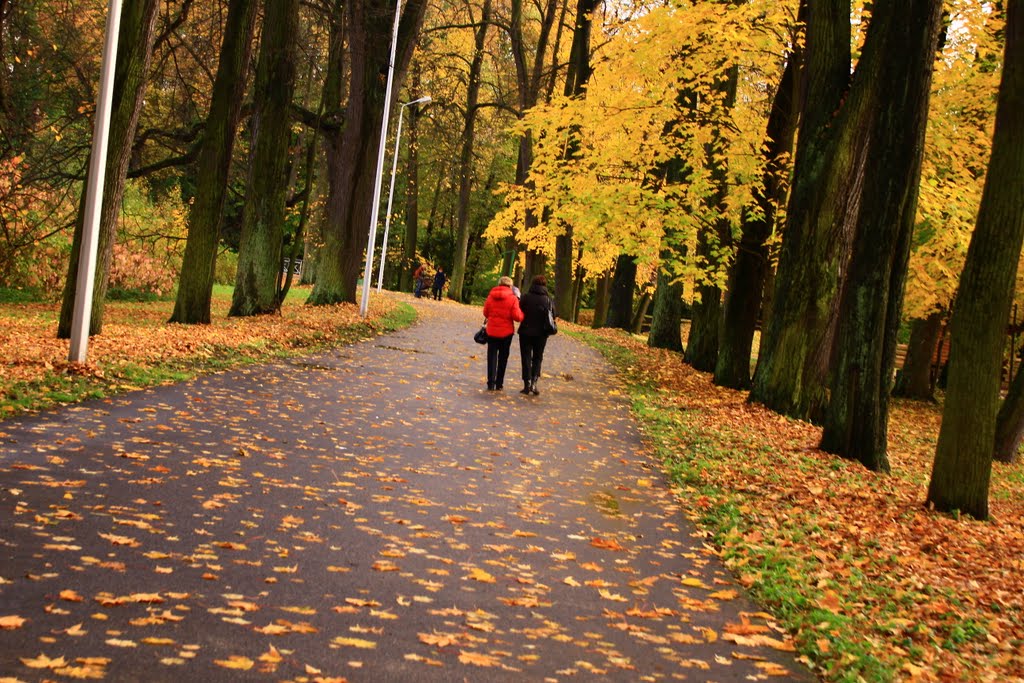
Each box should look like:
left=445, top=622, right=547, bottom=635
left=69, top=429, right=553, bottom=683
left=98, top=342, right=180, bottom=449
left=570, top=327, right=911, bottom=682
left=0, top=287, right=44, bottom=304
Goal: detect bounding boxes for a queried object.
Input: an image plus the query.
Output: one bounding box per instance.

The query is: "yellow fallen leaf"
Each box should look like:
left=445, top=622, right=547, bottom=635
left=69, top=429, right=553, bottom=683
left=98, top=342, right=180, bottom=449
left=331, top=636, right=376, bottom=649
left=563, top=576, right=581, bottom=587
left=468, top=567, right=496, bottom=583
left=105, top=638, right=137, bottom=648
left=458, top=650, right=501, bottom=667
left=0, top=615, right=26, bottom=629
left=681, top=577, right=708, bottom=589
left=20, top=653, right=67, bottom=669
left=214, top=655, right=254, bottom=670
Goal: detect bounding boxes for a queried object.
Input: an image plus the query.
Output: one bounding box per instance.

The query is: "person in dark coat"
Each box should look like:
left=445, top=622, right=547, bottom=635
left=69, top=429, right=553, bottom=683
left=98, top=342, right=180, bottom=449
left=431, top=267, right=447, bottom=300
left=517, top=275, right=556, bottom=395
left=482, top=275, right=524, bottom=390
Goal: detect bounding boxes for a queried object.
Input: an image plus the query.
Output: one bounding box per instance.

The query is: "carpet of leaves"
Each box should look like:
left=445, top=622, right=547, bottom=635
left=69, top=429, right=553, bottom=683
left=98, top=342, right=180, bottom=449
left=0, top=288, right=401, bottom=414
left=582, top=327, right=1024, bottom=682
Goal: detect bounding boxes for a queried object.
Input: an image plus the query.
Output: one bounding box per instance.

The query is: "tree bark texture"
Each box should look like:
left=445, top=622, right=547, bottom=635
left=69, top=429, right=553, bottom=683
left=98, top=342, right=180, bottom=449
left=748, top=0, right=858, bottom=418
left=170, top=0, right=257, bottom=324
left=605, top=253, right=636, bottom=330
left=57, top=0, right=160, bottom=338
left=715, top=26, right=802, bottom=389
left=448, top=0, right=490, bottom=302
left=553, top=0, right=597, bottom=322
left=819, top=0, right=945, bottom=472
left=928, top=0, right=1024, bottom=519
left=686, top=65, right=738, bottom=373
left=648, top=270, right=684, bottom=352
left=995, top=361, right=1024, bottom=464
left=400, top=66, right=423, bottom=294
left=308, top=0, right=428, bottom=305
left=591, top=271, right=610, bottom=328
left=229, top=0, right=300, bottom=316
left=893, top=312, right=943, bottom=400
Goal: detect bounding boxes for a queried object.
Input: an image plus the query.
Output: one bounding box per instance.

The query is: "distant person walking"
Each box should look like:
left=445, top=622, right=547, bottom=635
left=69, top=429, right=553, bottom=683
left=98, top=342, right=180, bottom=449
left=431, top=267, right=447, bottom=300
left=413, top=263, right=426, bottom=298
left=482, top=275, right=524, bottom=391
left=517, top=275, right=556, bottom=395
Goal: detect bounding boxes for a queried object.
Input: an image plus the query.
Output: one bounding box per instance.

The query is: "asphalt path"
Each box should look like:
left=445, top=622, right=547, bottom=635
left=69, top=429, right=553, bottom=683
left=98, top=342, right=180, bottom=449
left=0, top=294, right=814, bottom=681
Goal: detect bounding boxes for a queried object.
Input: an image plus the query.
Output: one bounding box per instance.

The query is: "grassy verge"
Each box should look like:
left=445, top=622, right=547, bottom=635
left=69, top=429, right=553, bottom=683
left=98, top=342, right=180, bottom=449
left=0, top=289, right=417, bottom=418
left=568, top=326, right=1024, bottom=682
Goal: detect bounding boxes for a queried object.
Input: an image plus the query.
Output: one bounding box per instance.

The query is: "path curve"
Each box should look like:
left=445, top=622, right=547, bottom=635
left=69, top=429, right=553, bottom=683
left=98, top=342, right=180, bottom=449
left=0, top=294, right=814, bottom=681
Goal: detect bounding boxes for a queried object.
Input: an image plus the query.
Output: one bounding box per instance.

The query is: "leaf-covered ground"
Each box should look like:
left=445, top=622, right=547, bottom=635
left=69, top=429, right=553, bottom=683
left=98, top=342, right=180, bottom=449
left=0, top=288, right=409, bottom=416
left=576, top=328, right=1024, bottom=681
left=0, top=295, right=811, bottom=681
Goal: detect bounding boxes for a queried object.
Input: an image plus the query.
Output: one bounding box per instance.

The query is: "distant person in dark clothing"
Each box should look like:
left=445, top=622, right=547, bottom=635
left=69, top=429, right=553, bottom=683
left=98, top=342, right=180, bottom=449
left=431, top=267, right=447, bottom=300
left=482, top=276, right=524, bottom=391
left=518, top=275, right=556, bottom=395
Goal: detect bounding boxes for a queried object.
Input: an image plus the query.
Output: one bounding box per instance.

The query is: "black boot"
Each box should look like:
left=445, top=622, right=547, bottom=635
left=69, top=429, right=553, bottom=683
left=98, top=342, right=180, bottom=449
left=530, top=376, right=540, bottom=395
left=520, top=381, right=531, bottom=394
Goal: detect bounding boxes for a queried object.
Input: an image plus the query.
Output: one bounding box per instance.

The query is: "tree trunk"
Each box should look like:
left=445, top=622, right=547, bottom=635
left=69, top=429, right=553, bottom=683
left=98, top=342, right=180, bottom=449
left=685, top=276, right=721, bottom=372
left=57, top=0, right=160, bottom=338
left=449, top=0, right=491, bottom=302
left=686, top=64, right=737, bottom=373
left=400, top=66, right=423, bottom=294
left=648, top=270, right=684, bottom=352
left=229, top=0, right=300, bottom=317
left=605, top=253, right=636, bottom=330
left=591, top=271, right=610, bottom=328
left=748, top=0, right=858, bottom=418
left=995, top=361, right=1024, bottom=464
left=820, top=0, right=945, bottom=472
left=553, top=0, right=596, bottom=321
left=715, top=23, right=802, bottom=389
left=928, top=0, right=1024, bottom=520
left=893, top=311, right=943, bottom=400
left=170, top=0, right=258, bottom=324
left=308, top=0, right=428, bottom=305
left=630, top=291, right=652, bottom=334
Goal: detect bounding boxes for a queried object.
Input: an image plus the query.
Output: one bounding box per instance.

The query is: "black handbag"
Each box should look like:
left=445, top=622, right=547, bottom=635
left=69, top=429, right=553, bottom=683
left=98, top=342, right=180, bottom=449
left=545, top=302, right=557, bottom=336
left=474, top=323, right=488, bottom=344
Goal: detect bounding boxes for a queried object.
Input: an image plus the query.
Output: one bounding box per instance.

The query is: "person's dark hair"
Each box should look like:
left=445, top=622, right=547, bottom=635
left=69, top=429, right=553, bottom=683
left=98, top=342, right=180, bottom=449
left=532, top=275, right=546, bottom=287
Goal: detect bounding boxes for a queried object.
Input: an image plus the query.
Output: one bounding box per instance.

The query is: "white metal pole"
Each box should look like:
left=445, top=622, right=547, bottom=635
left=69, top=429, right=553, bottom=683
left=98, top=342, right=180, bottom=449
left=376, top=95, right=431, bottom=294
left=69, top=0, right=123, bottom=362
left=376, top=104, right=406, bottom=292
left=360, top=0, right=404, bottom=317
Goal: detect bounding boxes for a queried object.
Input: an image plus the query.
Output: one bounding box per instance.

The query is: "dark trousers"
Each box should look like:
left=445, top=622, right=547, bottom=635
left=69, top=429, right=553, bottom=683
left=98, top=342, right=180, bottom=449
left=486, top=334, right=514, bottom=388
left=519, top=334, right=548, bottom=381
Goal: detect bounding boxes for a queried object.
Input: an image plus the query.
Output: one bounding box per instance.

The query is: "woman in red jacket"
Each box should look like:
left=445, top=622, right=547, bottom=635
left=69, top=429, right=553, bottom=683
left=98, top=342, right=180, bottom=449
left=482, top=276, right=524, bottom=390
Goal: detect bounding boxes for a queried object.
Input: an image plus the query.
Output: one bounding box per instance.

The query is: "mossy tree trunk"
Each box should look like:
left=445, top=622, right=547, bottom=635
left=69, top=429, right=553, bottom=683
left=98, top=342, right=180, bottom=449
left=170, top=0, right=258, bottom=324
left=715, top=18, right=802, bottom=389
left=57, top=0, right=160, bottom=338
left=648, top=270, right=684, bottom=352
left=308, top=0, right=428, bottom=305
left=748, top=0, right=857, bottom=419
left=819, top=0, right=945, bottom=472
left=229, top=0, right=299, bottom=317
left=928, top=0, right=1024, bottom=519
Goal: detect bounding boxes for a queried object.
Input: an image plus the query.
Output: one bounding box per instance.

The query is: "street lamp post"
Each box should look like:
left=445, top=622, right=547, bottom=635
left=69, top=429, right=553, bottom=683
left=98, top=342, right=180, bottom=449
left=69, top=0, right=122, bottom=362
left=377, top=95, right=431, bottom=292
left=359, top=0, right=404, bottom=318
